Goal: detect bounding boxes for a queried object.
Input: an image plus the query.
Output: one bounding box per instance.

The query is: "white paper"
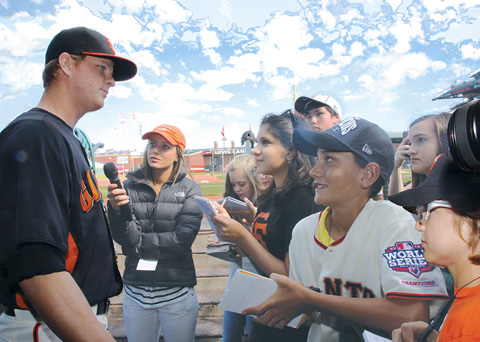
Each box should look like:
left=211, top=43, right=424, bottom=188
left=220, top=269, right=305, bottom=328
left=362, top=330, right=392, bottom=342
left=136, top=259, right=158, bottom=271
left=194, top=195, right=234, bottom=244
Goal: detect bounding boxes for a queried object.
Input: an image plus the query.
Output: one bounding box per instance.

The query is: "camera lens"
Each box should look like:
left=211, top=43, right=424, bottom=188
left=448, top=100, right=480, bottom=171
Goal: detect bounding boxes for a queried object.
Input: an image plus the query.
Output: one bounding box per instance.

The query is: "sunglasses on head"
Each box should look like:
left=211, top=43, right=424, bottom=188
left=416, top=200, right=452, bottom=225
left=279, top=109, right=299, bottom=129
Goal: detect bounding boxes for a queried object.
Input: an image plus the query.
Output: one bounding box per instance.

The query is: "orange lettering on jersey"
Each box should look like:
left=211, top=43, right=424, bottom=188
left=80, top=179, right=94, bottom=212
left=257, top=212, right=270, bottom=220
left=345, top=282, right=364, bottom=298
left=86, top=169, right=101, bottom=201
left=324, top=277, right=343, bottom=296
left=253, top=222, right=268, bottom=249
left=80, top=170, right=102, bottom=212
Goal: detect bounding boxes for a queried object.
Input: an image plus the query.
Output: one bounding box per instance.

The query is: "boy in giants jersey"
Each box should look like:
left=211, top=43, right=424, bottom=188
left=244, top=117, right=449, bottom=341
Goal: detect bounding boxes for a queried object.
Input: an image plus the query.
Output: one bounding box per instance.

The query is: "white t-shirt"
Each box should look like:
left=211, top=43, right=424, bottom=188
left=289, top=199, right=449, bottom=342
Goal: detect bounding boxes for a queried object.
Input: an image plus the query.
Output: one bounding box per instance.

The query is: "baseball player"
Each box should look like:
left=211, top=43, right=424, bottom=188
left=244, top=117, right=449, bottom=341
left=294, top=94, right=342, bottom=132
left=0, top=27, right=136, bottom=341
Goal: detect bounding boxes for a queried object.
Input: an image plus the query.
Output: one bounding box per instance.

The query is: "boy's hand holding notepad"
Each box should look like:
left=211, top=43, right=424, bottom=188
left=220, top=270, right=307, bottom=329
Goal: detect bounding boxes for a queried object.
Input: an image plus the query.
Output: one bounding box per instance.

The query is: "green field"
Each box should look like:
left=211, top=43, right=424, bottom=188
left=100, top=182, right=224, bottom=200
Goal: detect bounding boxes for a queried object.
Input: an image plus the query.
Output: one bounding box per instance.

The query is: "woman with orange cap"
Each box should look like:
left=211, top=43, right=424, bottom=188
left=107, top=124, right=203, bottom=342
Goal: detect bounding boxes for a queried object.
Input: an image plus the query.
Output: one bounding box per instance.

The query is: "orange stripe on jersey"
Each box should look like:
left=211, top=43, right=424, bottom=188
left=15, top=291, right=31, bottom=310
left=33, top=323, right=41, bottom=342
left=386, top=292, right=450, bottom=300
left=65, top=232, right=79, bottom=273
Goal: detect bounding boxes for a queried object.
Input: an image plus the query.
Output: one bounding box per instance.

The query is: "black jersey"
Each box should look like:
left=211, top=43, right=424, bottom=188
left=0, top=108, right=122, bottom=309
left=252, top=186, right=320, bottom=264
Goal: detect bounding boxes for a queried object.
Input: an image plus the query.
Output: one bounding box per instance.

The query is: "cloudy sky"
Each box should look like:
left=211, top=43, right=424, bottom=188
left=1, top=0, right=480, bottom=152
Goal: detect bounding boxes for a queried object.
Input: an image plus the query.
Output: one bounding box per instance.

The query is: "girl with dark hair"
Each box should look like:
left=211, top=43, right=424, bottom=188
left=107, top=124, right=203, bottom=342
left=213, top=112, right=322, bottom=342
left=389, top=112, right=451, bottom=195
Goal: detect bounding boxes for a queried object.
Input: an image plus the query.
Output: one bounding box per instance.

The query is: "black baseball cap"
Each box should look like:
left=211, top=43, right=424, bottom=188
left=389, top=153, right=480, bottom=213
left=45, top=27, right=137, bottom=82
left=293, top=117, right=394, bottom=183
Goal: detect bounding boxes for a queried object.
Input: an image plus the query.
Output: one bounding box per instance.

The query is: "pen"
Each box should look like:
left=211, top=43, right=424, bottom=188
left=221, top=198, right=227, bottom=207
left=308, top=286, right=322, bottom=293
left=418, top=295, right=453, bottom=342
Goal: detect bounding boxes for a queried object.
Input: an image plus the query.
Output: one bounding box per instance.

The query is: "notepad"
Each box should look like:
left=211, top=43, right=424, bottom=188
left=193, top=195, right=234, bottom=244
left=206, top=243, right=238, bottom=262
left=216, top=196, right=248, bottom=210
left=220, top=269, right=306, bottom=329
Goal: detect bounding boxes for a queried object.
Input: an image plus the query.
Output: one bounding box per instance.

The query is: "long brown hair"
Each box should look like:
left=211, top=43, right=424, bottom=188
left=142, top=145, right=185, bottom=185
left=410, top=112, right=450, bottom=188
left=257, top=113, right=316, bottom=208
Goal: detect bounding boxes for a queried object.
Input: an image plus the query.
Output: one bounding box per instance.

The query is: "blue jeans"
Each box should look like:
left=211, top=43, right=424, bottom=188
left=222, top=261, right=253, bottom=342
left=123, top=287, right=199, bottom=342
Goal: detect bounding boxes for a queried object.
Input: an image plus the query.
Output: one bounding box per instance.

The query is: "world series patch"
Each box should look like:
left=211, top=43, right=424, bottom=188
left=383, top=241, right=434, bottom=278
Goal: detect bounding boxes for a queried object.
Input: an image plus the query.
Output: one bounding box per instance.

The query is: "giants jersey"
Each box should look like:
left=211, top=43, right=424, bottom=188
left=0, top=108, right=122, bottom=309
left=289, top=199, right=449, bottom=342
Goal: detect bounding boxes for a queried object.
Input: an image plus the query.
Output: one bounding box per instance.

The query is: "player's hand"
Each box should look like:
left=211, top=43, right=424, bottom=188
left=392, top=321, right=435, bottom=342
left=212, top=203, right=249, bottom=244
left=394, top=137, right=411, bottom=169
left=107, top=184, right=130, bottom=211
left=242, top=273, right=311, bottom=329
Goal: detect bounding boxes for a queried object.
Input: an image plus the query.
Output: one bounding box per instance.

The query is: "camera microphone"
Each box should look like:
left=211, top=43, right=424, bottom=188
left=103, top=162, right=132, bottom=221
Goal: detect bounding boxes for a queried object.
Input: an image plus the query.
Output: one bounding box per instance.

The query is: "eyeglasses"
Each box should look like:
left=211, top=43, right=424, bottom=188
left=416, top=200, right=452, bottom=225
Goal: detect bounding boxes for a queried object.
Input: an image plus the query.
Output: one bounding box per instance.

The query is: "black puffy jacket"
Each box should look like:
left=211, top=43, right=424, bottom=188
left=108, top=168, right=203, bottom=288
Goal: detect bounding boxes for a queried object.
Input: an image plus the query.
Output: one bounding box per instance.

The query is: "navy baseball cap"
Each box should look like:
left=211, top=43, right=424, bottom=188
left=293, top=117, right=394, bottom=183
left=389, top=153, right=480, bottom=213
left=45, top=27, right=137, bottom=82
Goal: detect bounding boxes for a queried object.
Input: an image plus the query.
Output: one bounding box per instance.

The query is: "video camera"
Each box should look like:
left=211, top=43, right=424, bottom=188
left=448, top=99, right=480, bottom=172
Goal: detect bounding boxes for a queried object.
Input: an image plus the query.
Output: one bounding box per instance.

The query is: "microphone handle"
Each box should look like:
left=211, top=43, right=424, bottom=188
left=110, top=178, right=133, bottom=221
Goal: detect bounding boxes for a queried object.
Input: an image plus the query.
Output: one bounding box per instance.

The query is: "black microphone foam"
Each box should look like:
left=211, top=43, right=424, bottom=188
left=103, top=162, right=132, bottom=221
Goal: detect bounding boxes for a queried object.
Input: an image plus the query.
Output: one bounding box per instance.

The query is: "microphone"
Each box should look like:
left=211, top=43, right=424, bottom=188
left=103, top=162, right=132, bottom=221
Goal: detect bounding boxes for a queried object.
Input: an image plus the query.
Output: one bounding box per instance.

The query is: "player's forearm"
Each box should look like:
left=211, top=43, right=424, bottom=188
left=237, top=234, right=288, bottom=276
left=306, top=292, right=429, bottom=333
left=20, top=271, right=114, bottom=342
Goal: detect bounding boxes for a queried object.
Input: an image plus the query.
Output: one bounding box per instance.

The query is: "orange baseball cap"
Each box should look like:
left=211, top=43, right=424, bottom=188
left=142, top=124, right=186, bottom=152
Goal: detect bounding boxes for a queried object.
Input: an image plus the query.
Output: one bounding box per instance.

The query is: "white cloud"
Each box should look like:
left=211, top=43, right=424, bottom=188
left=367, top=52, right=433, bottom=89
left=110, top=85, right=132, bottom=99
left=460, top=43, right=480, bottom=60
left=357, top=74, right=375, bottom=92
left=199, top=27, right=220, bottom=49
left=268, top=75, right=294, bottom=100
left=247, top=98, right=259, bottom=107
left=0, top=59, right=43, bottom=97
left=203, top=48, right=222, bottom=66
left=389, top=16, right=424, bottom=54
left=217, top=107, right=245, bottom=119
